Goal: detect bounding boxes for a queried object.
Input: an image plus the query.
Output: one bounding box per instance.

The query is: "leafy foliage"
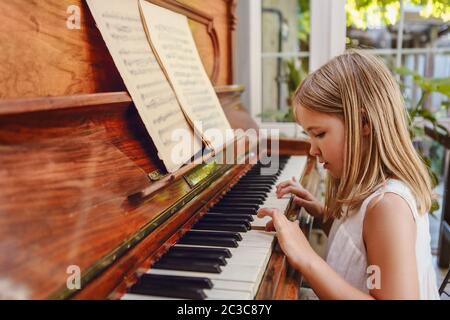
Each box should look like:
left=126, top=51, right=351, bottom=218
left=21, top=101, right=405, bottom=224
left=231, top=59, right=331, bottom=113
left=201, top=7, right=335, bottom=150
left=395, top=66, right=450, bottom=213
left=346, top=0, right=449, bottom=29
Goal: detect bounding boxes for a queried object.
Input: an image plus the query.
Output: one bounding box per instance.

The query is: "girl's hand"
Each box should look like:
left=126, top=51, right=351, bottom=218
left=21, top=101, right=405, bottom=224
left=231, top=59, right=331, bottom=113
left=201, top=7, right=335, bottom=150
left=257, top=208, right=317, bottom=271
left=276, top=177, right=324, bottom=219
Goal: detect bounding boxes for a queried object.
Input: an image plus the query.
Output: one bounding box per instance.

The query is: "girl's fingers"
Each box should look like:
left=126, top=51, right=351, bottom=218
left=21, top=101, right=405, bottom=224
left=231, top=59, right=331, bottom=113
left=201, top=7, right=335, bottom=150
left=278, top=185, right=310, bottom=199
left=276, top=180, right=294, bottom=192
left=257, top=208, right=286, bottom=230
left=257, top=207, right=277, bottom=219
left=276, top=182, right=299, bottom=197
left=265, top=219, right=275, bottom=232
left=293, top=196, right=313, bottom=208
left=276, top=176, right=298, bottom=190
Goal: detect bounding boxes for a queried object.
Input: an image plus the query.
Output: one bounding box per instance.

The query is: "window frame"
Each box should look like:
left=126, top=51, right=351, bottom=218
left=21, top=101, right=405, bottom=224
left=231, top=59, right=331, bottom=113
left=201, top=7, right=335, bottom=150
left=236, top=0, right=346, bottom=137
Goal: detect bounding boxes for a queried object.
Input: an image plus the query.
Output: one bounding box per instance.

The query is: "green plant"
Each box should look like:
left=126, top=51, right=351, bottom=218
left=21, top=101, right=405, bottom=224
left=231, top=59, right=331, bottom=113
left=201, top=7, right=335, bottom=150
left=260, top=58, right=306, bottom=122
left=395, top=66, right=450, bottom=213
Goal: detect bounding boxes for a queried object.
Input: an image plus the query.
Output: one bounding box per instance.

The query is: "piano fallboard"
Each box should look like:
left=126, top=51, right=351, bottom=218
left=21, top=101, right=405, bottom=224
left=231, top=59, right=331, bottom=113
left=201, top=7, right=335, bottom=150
left=0, top=0, right=320, bottom=300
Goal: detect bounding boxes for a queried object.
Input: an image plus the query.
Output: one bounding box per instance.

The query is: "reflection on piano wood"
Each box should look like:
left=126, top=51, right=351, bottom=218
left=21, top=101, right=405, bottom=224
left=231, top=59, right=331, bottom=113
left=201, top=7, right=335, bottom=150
left=121, top=155, right=314, bottom=300
left=0, top=0, right=320, bottom=300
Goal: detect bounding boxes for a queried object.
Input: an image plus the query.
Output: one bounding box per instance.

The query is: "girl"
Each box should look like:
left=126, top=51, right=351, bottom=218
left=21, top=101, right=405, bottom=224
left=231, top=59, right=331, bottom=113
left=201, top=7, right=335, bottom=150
left=258, top=50, right=440, bottom=300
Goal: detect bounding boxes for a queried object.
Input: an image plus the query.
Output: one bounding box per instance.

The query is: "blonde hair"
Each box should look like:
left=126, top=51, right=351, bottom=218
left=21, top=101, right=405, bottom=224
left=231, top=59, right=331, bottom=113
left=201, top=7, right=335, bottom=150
left=294, top=49, right=433, bottom=220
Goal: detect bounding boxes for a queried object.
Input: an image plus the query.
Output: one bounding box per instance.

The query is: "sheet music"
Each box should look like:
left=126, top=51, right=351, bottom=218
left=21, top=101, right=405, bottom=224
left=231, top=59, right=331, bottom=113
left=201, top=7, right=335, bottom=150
left=86, top=0, right=202, bottom=173
left=139, top=0, right=234, bottom=152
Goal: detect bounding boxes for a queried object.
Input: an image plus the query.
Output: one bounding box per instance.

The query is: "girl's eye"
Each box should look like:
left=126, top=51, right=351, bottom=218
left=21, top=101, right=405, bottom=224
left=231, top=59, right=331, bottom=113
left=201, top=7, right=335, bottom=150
left=315, top=132, right=325, bottom=138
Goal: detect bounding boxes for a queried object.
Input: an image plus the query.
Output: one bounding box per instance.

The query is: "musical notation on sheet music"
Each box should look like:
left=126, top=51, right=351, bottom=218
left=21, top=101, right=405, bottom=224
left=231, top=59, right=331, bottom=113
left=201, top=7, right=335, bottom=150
left=139, top=0, right=234, bottom=152
left=87, top=0, right=202, bottom=173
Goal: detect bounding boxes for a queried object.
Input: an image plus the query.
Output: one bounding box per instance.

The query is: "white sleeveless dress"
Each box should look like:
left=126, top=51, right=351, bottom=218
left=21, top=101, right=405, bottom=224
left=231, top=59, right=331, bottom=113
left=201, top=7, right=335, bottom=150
left=325, top=179, right=440, bottom=299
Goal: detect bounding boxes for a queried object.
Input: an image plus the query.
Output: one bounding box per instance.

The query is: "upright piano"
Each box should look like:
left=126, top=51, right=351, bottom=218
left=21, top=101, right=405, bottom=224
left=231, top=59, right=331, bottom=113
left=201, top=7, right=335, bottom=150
left=0, top=0, right=320, bottom=300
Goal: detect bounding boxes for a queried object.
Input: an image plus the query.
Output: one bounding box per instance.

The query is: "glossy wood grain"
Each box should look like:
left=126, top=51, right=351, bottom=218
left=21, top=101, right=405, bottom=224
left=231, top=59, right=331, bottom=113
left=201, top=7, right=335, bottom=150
left=0, top=0, right=235, bottom=99
left=0, top=0, right=319, bottom=300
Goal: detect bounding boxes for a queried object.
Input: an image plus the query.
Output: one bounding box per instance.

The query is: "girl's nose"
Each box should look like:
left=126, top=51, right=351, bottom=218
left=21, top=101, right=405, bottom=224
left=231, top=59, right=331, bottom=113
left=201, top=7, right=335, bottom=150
left=309, top=143, right=320, bottom=157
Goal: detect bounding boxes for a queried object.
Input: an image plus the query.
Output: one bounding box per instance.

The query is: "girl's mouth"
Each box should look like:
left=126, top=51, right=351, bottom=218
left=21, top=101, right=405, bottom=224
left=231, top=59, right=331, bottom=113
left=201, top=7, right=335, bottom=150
left=324, top=162, right=329, bottom=169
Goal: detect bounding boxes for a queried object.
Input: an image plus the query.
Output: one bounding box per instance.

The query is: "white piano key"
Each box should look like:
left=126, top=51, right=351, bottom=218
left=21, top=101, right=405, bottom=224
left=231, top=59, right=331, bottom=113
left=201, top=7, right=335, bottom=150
left=239, top=230, right=275, bottom=248
left=172, top=242, right=271, bottom=269
left=121, top=287, right=252, bottom=300
left=205, top=289, right=252, bottom=300
left=147, top=238, right=274, bottom=296
left=225, top=251, right=268, bottom=267
left=123, top=156, right=308, bottom=301
left=209, top=279, right=254, bottom=292
left=251, top=156, right=307, bottom=229
left=250, top=215, right=272, bottom=229
left=146, top=269, right=260, bottom=296
left=147, top=263, right=260, bottom=283
left=121, top=293, right=182, bottom=300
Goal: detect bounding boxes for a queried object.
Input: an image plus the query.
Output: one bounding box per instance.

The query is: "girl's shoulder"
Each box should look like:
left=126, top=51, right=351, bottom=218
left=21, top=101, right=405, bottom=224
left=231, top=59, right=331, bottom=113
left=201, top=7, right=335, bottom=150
left=364, top=178, right=419, bottom=220
left=377, top=179, right=416, bottom=204
left=342, top=178, right=418, bottom=222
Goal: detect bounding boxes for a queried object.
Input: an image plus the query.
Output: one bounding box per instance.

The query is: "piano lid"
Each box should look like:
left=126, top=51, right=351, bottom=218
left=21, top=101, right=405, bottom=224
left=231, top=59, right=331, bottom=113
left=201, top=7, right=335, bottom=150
left=0, top=0, right=244, bottom=299
left=0, top=0, right=236, bottom=99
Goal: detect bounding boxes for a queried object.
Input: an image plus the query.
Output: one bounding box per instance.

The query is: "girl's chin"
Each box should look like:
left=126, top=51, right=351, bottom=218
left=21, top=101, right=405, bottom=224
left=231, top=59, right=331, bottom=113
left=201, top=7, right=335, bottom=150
left=329, top=172, right=343, bottom=179
left=326, top=168, right=340, bottom=179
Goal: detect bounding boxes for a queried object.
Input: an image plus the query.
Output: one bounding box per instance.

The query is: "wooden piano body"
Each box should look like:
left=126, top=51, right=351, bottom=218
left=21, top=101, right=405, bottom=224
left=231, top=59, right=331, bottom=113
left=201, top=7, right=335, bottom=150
left=0, top=0, right=319, bottom=299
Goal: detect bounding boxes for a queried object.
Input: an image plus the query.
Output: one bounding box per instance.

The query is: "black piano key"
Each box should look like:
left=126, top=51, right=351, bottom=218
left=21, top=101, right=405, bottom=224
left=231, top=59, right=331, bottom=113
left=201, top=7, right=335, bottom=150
left=240, top=176, right=278, bottom=181
left=238, top=180, right=274, bottom=185
left=223, top=195, right=268, bottom=200
left=205, top=213, right=254, bottom=222
left=200, top=217, right=252, bottom=226
left=208, top=207, right=257, bottom=215
left=225, top=191, right=267, bottom=197
left=209, top=207, right=259, bottom=214
left=220, top=197, right=264, bottom=205
left=243, top=177, right=277, bottom=182
left=220, top=198, right=265, bottom=206
left=129, top=284, right=207, bottom=300
left=170, top=246, right=232, bottom=258
left=186, top=229, right=243, bottom=241
left=235, top=183, right=274, bottom=189
left=164, top=251, right=228, bottom=266
left=153, top=257, right=222, bottom=273
left=239, top=176, right=275, bottom=181
left=194, top=222, right=249, bottom=232
left=231, top=187, right=271, bottom=193
left=137, top=273, right=213, bottom=289
left=209, top=205, right=259, bottom=214
left=178, top=235, right=239, bottom=247
left=227, top=185, right=267, bottom=191
left=222, top=193, right=266, bottom=200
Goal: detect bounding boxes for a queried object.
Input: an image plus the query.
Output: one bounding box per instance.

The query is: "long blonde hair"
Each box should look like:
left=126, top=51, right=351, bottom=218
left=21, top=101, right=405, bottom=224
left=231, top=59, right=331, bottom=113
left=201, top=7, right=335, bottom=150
left=294, top=49, right=433, bottom=219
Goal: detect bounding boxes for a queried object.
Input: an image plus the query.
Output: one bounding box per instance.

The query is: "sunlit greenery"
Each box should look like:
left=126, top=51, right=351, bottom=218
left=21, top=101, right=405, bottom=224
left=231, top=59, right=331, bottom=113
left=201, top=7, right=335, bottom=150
left=396, top=66, right=450, bottom=200
left=346, top=0, right=450, bottom=30
left=298, top=0, right=449, bottom=41
left=297, top=0, right=310, bottom=48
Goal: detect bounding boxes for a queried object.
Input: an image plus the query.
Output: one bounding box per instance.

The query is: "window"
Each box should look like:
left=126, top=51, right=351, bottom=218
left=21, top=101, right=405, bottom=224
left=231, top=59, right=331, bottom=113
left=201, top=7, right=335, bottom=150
left=236, top=0, right=346, bottom=137
left=346, top=0, right=450, bottom=114
left=345, top=0, right=450, bottom=179
left=261, top=0, right=310, bottom=123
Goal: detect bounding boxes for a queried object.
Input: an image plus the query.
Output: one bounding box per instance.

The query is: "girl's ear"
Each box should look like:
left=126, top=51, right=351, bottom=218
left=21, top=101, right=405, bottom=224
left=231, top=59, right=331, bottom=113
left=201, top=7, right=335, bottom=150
left=362, top=123, right=371, bottom=136
left=362, top=111, right=371, bottom=136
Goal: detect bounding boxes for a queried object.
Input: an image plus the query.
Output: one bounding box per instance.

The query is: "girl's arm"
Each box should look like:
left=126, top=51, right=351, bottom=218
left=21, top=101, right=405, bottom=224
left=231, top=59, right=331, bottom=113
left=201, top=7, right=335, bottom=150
left=258, top=194, right=420, bottom=299
left=259, top=208, right=373, bottom=299
left=362, top=193, right=420, bottom=299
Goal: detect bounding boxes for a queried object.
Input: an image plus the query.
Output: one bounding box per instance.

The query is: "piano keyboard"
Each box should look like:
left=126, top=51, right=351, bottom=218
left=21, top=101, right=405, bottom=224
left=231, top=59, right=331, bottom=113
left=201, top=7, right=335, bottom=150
left=121, top=155, right=308, bottom=300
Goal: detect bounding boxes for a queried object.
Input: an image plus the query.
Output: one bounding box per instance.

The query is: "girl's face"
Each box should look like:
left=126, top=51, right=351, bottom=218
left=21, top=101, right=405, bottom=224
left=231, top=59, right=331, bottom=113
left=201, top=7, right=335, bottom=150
left=296, top=105, right=345, bottom=179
